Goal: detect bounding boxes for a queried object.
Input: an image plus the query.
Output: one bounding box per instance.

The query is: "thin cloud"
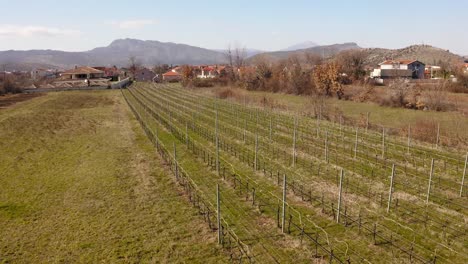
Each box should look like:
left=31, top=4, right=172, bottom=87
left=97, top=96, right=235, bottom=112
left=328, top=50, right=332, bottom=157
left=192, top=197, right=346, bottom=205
left=0, top=24, right=80, bottom=37
left=109, top=19, right=156, bottom=29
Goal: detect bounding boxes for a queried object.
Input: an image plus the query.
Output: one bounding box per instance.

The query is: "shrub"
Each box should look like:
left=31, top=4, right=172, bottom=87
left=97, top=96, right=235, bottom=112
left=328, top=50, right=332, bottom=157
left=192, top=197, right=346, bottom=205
left=193, top=78, right=215, bottom=88
left=216, top=88, right=235, bottom=99
left=377, top=79, right=412, bottom=108
left=419, top=81, right=455, bottom=111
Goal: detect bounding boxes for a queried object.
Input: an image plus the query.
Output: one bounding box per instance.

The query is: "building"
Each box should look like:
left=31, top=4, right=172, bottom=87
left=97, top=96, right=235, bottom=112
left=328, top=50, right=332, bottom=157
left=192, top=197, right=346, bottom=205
left=371, top=60, right=426, bottom=79
left=197, top=66, right=218, bottom=78
left=424, top=65, right=442, bottom=79
left=134, top=68, right=156, bottom=82
left=61, top=66, right=105, bottom=80
left=93, top=66, right=121, bottom=81
left=162, top=70, right=182, bottom=82
left=31, top=69, right=58, bottom=80
left=195, top=65, right=230, bottom=79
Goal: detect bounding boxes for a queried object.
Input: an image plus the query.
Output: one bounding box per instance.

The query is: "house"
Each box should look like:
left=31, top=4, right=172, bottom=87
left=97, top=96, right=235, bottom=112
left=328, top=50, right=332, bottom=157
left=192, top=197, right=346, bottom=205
left=162, top=70, right=182, bottom=82
left=197, top=66, right=218, bottom=78
left=424, top=65, right=442, bottom=79
left=93, top=66, right=121, bottom=81
left=61, top=66, right=105, bottom=80
left=371, top=60, right=426, bottom=79
left=31, top=68, right=58, bottom=79
left=134, top=68, right=156, bottom=82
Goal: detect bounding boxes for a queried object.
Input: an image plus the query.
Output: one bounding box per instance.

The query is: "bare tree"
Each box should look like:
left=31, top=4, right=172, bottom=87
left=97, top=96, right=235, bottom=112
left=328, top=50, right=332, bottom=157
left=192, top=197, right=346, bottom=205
left=304, top=53, right=323, bottom=66
left=337, top=49, right=367, bottom=81
left=225, top=43, right=247, bottom=81
left=128, top=56, right=141, bottom=78
left=225, top=45, right=234, bottom=68
left=234, top=45, right=247, bottom=69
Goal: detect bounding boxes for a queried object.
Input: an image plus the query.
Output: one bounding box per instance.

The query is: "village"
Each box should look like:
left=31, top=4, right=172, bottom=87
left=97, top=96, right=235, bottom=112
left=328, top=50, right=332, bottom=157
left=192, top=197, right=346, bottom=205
left=1, top=57, right=468, bottom=92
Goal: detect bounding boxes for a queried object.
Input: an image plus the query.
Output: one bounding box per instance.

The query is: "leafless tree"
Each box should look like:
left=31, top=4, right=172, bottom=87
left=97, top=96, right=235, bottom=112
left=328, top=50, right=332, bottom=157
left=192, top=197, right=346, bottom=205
left=337, top=49, right=367, bottom=81
left=225, top=43, right=247, bottom=81
left=304, top=53, right=323, bottom=66
left=234, top=45, right=247, bottom=69
left=128, top=56, right=141, bottom=78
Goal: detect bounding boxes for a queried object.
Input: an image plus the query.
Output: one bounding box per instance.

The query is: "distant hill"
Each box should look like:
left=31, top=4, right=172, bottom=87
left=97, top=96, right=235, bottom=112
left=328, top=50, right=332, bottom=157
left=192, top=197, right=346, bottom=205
left=213, top=48, right=265, bottom=58
left=0, top=38, right=227, bottom=70
left=248, top=42, right=361, bottom=63
left=281, top=41, right=318, bottom=51
left=360, top=45, right=463, bottom=66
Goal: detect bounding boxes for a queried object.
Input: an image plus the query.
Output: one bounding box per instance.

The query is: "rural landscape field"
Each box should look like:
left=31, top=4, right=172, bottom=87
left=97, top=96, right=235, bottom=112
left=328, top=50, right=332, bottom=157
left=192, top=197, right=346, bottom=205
left=2, top=83, right=466, bottom=263
left=1, top=1, right=468, bottom=263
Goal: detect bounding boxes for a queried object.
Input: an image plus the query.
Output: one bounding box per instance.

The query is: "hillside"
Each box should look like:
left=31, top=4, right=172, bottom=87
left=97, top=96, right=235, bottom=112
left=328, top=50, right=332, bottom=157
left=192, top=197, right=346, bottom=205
left=0, top=39, right=227, bottom=70
left=248, top=42, right=361, bottom=63
left=360, top=45, right=463, bottom=66
left=281, top=41, right=318, bottom=51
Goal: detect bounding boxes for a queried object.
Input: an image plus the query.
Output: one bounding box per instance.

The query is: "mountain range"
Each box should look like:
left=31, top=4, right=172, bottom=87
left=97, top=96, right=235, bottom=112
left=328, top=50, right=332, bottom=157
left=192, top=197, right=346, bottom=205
left=281, top=41, right=318, bottom=51
left=249, top=42, right=361, bottom=63
left=0, top=39, right=227, bottom=70
left=0, top=39, right=463, bottom=71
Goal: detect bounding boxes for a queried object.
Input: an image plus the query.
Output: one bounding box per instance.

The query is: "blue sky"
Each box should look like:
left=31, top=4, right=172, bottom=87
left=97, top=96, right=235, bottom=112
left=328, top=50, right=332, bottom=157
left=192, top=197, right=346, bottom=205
left=0, top=0, right=467, bottom=54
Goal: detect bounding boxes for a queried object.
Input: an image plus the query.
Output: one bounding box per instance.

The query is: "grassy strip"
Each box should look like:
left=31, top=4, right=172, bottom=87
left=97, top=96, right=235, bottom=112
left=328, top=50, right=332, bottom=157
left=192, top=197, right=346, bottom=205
left=0, top=90, right=226, bottom=263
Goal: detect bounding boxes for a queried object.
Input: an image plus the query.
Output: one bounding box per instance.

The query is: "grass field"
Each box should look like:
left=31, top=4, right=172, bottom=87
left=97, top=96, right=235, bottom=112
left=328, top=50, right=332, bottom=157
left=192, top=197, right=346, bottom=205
left=0, top=91, right=226, bottom=263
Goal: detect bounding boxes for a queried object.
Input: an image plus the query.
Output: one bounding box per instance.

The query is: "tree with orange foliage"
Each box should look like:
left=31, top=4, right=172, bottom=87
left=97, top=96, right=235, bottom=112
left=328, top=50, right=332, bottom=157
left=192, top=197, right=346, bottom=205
left=312, top=62, right=344, bottom=99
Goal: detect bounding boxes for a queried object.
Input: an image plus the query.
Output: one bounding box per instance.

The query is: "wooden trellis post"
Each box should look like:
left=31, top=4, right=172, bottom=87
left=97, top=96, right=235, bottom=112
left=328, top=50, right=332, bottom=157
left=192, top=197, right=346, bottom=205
left=325, top=130, right=329, bottom=163
left=282, top=174, right=287, bottom=233
left=354, top=127, right=359, bottom=159
left=426, top=158, right=435, bottom=204
left=382, top=127, right=386, bottom=159
left=185, top=122, right=188, bottom=147
left=254, top=134, right=258, bottom=171
left=292, top=117, right=297, bottom=167
left=269, top=116, right=272, bottom=141
left=366, top=112, right=370, bottom=132
left=336, top=169, right=344, bottom=223
left=387, top=164, right=396, bottom=213
left=436, top=123, right=440, bottom=149
left=460, top=153, right=467, bottom=197
left=174, top=142, right=178, bottom=179
left=407, top=124, right=411, bottom=155
left=217, top=184, right=222, bottom=244
left=216, top=110, right=220, bottom=175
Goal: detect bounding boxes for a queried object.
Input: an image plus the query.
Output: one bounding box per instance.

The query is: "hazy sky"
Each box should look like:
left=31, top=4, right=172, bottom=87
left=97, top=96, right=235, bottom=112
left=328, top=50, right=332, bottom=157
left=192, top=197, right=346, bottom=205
left=0, top=0, right=467, bottom=54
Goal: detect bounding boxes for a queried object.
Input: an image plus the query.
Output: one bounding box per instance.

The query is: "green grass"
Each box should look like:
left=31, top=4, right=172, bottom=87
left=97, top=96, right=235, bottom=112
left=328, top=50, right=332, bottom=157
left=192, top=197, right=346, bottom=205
left=0, top=91, right=226, bottom=263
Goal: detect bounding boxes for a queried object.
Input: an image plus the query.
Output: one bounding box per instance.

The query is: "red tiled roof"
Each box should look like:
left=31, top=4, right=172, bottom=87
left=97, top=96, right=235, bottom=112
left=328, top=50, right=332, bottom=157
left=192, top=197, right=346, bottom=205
left=62, top=66, right=104, bottom=75
left=163, top=71, right=182, bottom=76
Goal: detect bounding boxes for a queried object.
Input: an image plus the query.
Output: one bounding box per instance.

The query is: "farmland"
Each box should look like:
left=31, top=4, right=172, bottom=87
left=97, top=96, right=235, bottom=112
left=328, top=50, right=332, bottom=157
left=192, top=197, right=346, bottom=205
left=123, top=83, right=467, bottom=263
left=0, top=91, right=225, bottom=263
left=1, top=85, right=466, bottom=263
